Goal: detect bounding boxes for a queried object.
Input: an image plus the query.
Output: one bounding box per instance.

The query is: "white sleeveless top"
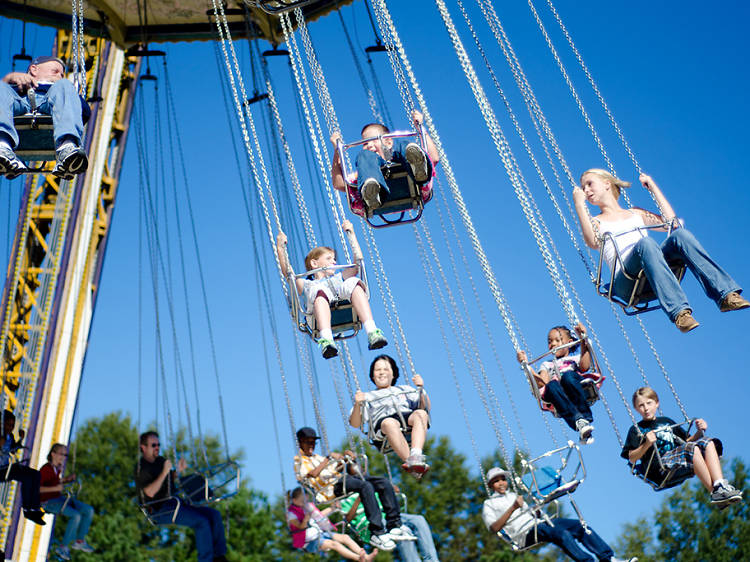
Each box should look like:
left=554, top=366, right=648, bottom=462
left=595, top=212, right=647, bottom=273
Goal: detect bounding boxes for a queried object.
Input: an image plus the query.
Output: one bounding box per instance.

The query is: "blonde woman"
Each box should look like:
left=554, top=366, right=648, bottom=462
left=573, top=170, right=748, bottom=332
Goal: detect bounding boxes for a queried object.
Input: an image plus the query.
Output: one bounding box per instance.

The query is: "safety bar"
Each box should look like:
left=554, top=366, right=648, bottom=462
left=633, top=418, right=695, bottom=488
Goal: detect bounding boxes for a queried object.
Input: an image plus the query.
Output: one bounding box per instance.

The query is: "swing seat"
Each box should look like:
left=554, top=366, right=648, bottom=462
left=632, top=463, right=694, bottom=492
left=139, top=496, right=182, bottom=525
left=198, top=461, right=241, bottom=504
left=521, top=466, right=580, bottom=503
left=599, top=260, right=687, bottom=315
left=14, top=113, right=55, bottom=164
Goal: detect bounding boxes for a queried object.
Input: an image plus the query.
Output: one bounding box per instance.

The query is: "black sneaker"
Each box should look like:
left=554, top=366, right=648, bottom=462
left=53, top=142, right=88, bottom=180
left=0, top=144, right=27, bottom=180
left=23, top=509, right=46, bottom=525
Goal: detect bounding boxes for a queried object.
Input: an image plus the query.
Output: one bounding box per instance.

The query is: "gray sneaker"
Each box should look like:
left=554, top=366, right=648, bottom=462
left=387, top=524, right=417, bottom=542
left=575, top=418, right=594, bottom=444
left=710, top=482, right=743, bottom=507
left=367, top=329, right=388, bottom=350
left=610, top=557, right=638, bottom=562
left=0, top=143, right=27, bottom=179
left=53, top=141, right=88, bottom=180
left=404, top=142, right=429, bottom=183
left=361, top=178, right=382, bottom=211
left=370, top=532, right=396, bottom=551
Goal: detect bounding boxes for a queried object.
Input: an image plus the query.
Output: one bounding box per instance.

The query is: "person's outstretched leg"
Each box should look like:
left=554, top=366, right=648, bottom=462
left=313, top=293, right=338, bottom=358
left=350, top=284, right=387, bottom=350
left=560, top=372, right=594, bottom=423
left=39, top=79, right=83, bottom=146
left=173, top=505, right=214, bottom=562
left=355, top=148, right=389, bottom=200
left=391, top=137, right=432, bottom=184
left=0, top=82, right=29, bottom=147
left=367, top=475, right=401, bottom=531
left=615, top=236, right=691, bottom=322
left=662, top=228, right=742, bottom=306
left=534, top=521, right=595, bottom=562
left=380, top=417, right=410, bottom=460
left=556, top=518, right=615, bottom=561
left=407, top=409, right=429, bottom=451
left=542, top=380, right=582, bottom=431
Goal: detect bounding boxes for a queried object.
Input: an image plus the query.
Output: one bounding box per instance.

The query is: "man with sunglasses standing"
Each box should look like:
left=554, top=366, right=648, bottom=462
left=135, top=431, right=228, bottom=562
left=481, top=467, right=636, bottom=562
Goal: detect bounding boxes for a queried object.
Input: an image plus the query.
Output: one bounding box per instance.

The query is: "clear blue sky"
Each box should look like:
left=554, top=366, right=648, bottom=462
left=2, top=0, right=749, bottom=548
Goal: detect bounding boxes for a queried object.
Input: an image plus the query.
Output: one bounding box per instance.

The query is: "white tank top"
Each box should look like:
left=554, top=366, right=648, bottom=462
left=595, top=212, right=647, bottom=272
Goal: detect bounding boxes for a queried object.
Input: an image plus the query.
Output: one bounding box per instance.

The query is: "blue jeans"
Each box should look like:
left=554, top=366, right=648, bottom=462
left=152, top=501, right=227, bottom=562
left=544, top=372, right=593, bottom=431
left=43, top=497, right=94, bottom=546
left=529, top=518, right=613, bottom=562
left=355, top=138, right=432, bottom=196
left=397, top=513, right=440, bottom=562
left=613, top=228, right=740, bottom=321
left=0, top=79, right=84, bottom=147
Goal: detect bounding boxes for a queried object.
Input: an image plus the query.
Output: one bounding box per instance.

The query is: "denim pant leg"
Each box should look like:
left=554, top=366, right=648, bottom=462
left=7, top=463, right=41, bottom=509
left=356, top=148, right=389, bottom=194
left=534, top=519, right=595, bottom=562
left=43, top=496, right=76, bottom=545
left=193, top=505, right=227, bottom=557
left=0, top=82, right=30, bottom=147
left=661, top=228, right=740, bottom=304
left=543, top=380, right=582, bottom=431
left=68, top=498, right=94, bottom=541
left=335, top=477, right=386, bottom=535
left=170, top=504, right=220, bottom=562
left=37, top=79, right=84, bottom=145
left=367, top=475, right=401, bottom=530
left=391, top=137, right=433, bottom=184
left=613, top=236, right=689, bottom=321
left=401, top=513, right=440, bottom=561
left=396, top=535, right=420, bottom=562
left=560, top=371, right=593, bottom=423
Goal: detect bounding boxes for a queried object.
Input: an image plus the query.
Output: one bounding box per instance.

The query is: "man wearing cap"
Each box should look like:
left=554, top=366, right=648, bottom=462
left=294, top=426, right=414, bottom=553
left=0, top=55, right=89, bottom=180
left=481, top=467, right=636, bottom=562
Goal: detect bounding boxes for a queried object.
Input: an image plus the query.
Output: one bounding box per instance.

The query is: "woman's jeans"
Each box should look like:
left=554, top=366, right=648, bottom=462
left=43, top=496, right=94, bottom=546
left=613, top=228, right=740, bottom=321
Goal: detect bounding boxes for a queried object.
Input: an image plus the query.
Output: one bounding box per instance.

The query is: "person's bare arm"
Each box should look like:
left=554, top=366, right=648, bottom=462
left=289, top=512, right=310, bottom=530
left=349, top=391, right=366, bottom=427
left=276, top=232, right=304, bottom=294
left=628, top=431, right=656, bottom=463
left=2, top=72, right=36, bottom=92
left=572, top=187, right=600, bottom=249
left=640, top=174, right=676, bottom=224
left=341, top=220, right=363, bottom=278
left=516, top=350, right=547, bottom=388
left=411, top=110, right=440, bottom=164
left=687, top=418, right=707, bottom=442
left=574, top=323, right=592, bottom=372
left=488, top=495, right=524, bottom=533
left=412, top=375, right=431, bottom=410
left=330, top=133, right=347, bottom=192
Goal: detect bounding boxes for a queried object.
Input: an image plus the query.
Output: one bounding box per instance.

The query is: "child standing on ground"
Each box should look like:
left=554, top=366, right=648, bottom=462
left=330, top=110, right=440, bottom=215
left=517, top=323, right=595, bottom=444
left=287, top=487, right=378, bottom=561
left=276, top=220, right=387, bottom=359
left=349, top=354, right=431, bottom=475
left=621, top=386, right=743, bottom=507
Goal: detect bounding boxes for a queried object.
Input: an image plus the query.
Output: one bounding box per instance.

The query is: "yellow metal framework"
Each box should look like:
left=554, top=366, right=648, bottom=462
left=0, top=30, right=140, bottom=559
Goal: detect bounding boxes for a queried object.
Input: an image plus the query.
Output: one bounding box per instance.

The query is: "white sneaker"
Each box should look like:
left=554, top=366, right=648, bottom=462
left=388, top=524, right=417, bottom=541
left=610, top=557, right=638, bottom=562
left=369, top=532, right=396, bottom=551
left=0, top=142, right=27, bottom=180
left=575, top=418, right=594, bottom=444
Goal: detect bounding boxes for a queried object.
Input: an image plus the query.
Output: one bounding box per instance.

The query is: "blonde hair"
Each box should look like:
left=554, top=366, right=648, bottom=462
left=632, top=386, right=659, bottom=407
left=581, top=168, right=631, bottom=200
left=304, top=246, right=335, bottom=271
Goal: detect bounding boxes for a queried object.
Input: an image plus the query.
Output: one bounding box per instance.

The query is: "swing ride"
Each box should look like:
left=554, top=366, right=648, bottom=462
left=0, top=0, right=744, bottom=560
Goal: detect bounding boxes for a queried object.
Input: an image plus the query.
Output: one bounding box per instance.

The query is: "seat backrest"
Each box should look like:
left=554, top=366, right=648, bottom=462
left=522, top=465, right=561, bottom=498
left=14, top=113, right=55, bottom=160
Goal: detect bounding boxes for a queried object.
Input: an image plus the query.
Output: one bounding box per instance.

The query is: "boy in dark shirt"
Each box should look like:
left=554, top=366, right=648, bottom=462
left=135, top=431, right=227, bottom=562
left=621, top=387, right=742, bottom=508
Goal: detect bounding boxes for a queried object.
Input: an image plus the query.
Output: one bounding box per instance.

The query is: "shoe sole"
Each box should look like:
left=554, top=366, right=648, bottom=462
left=402, top=463, right=430, bottom=479
left=712, top=494, right=742, bottom=508
left=322, top=347, right=339, bottom=359
left=0, top=158, right=27, bottom=180
left=405, top=144, right=429, bottom=182
left=54, top=151, right=88, bottom=178
left=368, top=338, right=387, bottom=350
left=361, top=181, right=381, bottom=210
left=720, top=302, right=750, bottom=312
left=677, top=321, right=700, bottom=333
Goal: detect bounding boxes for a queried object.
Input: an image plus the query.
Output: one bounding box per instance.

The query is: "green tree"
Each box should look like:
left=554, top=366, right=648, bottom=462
left=615, top=458, right=749, bottom=562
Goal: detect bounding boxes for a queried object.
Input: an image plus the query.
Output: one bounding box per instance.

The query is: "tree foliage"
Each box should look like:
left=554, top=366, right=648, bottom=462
left=615, top=458, right=749, bottom=562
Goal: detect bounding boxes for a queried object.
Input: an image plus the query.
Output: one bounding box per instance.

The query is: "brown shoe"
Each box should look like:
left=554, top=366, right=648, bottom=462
left=674, top=309, right=699, bottom=333
left=719, top=291, right=750, bottom=312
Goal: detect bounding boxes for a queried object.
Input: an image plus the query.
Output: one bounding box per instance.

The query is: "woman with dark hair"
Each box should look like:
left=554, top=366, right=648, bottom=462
left=349, top=354, right=431, bottom=476
left=39, top=443, right=96, bottom=559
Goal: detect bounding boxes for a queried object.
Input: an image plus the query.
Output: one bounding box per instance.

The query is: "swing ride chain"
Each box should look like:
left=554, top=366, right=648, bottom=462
left=414, top=230, right=507, bottom=495
left=294, top=329, right=331, bottom=453
left=211, top=0, right=289, bottom=291
left=279, top=13, right=352, bottom=264
left=420, top=217, right=529, bottom=453
left=435, top=191, right=531, bottom=453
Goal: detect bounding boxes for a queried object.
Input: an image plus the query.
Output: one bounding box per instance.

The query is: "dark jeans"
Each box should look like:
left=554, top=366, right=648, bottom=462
left=334, top=475, right=400, bottom=535
left=355, top=138, right=432, bottom=196
left=527, top=518, right=613, bottom=562
left=0, top=463, right=40, bottom=510
left=544, top=372, right=593, bottom=431
left=152, top=501, right=226, bottom=562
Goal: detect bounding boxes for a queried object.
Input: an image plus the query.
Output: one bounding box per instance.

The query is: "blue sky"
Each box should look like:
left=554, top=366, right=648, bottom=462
left=2, top=0, right=749, bottom=548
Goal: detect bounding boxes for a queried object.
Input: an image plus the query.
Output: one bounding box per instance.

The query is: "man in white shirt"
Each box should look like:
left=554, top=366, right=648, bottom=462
left=481, top=467, right=636, bottom=562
